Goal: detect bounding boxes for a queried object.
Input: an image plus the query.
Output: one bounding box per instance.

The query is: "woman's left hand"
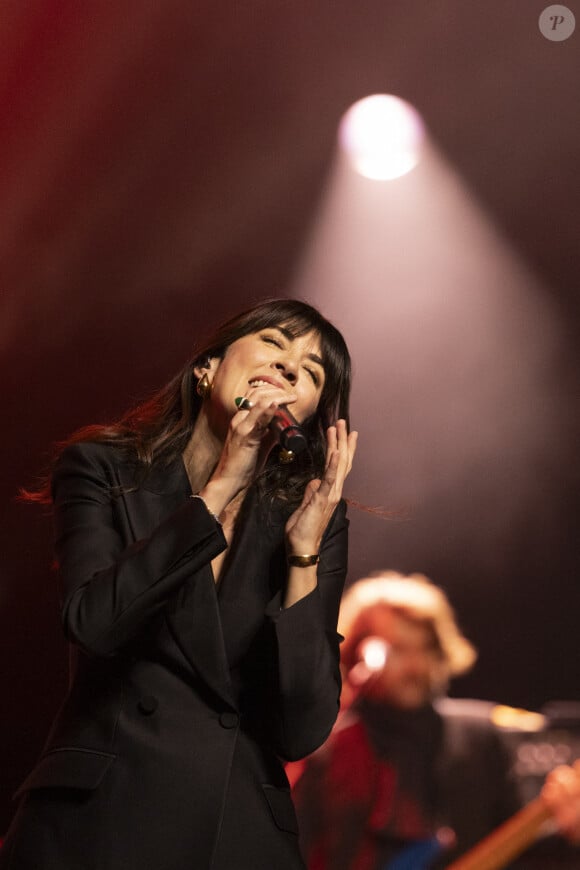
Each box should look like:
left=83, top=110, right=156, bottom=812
left=285, top=419, right=358, bottom=556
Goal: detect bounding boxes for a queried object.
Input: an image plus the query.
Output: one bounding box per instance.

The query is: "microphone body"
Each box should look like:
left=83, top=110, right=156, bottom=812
left=269, top=407, right=308, bottom=456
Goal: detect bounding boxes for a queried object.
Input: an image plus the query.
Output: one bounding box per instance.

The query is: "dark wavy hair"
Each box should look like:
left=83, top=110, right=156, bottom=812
left=24, top=298, right=352, bottom=507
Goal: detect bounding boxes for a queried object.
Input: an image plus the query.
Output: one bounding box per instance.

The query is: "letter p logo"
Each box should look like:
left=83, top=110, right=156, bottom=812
left=539, top=5, right=576, bottom=40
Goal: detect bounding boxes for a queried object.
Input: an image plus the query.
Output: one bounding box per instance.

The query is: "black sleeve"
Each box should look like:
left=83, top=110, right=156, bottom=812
left=52, top=443, right=227, bottom=657
left=265, top=500, right=349, bottom=760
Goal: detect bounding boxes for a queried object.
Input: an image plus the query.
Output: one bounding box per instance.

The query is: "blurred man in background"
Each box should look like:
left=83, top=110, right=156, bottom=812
left=292, top=571, right=580, bottom=870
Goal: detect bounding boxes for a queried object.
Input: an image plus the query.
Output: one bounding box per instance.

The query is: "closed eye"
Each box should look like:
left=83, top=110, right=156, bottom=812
left=304, top=367, right=320, bottom=385
left=261, top=334, right=283, bottom=348
left=261, top=332, right=323, bottom=385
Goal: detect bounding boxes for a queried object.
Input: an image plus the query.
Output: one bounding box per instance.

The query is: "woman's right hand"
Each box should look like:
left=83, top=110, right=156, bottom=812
left=199, top=390, right=297, bottom=516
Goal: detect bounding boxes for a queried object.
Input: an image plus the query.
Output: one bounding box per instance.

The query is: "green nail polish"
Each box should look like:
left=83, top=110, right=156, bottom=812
left=234, top=396, right=244, bottom=407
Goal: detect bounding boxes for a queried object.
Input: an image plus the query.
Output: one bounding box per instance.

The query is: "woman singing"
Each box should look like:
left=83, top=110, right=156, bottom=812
left=0, top=298, right=357, bottom=870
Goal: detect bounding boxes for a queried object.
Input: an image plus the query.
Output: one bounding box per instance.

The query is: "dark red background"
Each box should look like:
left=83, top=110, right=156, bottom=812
left=1, top=0, right=579, bottom=833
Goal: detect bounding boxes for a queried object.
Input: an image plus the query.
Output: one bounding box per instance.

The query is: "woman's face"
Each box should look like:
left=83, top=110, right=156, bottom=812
left=200, top=326, right=326, bottom=436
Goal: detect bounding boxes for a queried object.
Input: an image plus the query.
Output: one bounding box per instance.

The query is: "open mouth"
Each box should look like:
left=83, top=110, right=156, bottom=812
left=248, top=379, right=284, bottom=389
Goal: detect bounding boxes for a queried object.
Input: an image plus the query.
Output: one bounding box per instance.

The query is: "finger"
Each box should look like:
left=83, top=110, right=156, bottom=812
left=244, top=386, right=298, bottom=410
left=336, top=419, right=352, bottom=457
left=235, top=396, right=278, bottom=417
left=336, top=423, right=357, bottom=479
left=346, top=430, right=358, bottom=473
left=323, top=434, right=355, bottom=505
left=233, top=400, right=279, bottom=440
left=301, top=478, right=322, bottom=507
left=324, top=425, right=337, bottom=469
left=316, top=449, right=340, bottom=498
left=285, top=478, right=322, bottom=535
left=328, top=420, right=352, bottom=485
left=234, top=396, right=254, bottom=411
left=252, top=401, right=280, bottom=434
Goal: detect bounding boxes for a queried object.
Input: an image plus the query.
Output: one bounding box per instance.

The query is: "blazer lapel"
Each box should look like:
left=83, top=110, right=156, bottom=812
left=116, top=456, right=235, bottom=709
left=166, top=567, right=235, bottom=708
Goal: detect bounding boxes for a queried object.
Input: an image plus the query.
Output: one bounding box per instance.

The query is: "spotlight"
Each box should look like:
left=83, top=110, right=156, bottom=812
left=339, top=94, right=424, bottom=180
left=347, top=637, right=389, bottom=688
left=359, top=636, right=388, bottom=670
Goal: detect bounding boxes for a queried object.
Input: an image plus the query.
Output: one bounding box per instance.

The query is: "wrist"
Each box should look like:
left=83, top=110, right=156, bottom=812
left=197, top=479, right=238, bottom=518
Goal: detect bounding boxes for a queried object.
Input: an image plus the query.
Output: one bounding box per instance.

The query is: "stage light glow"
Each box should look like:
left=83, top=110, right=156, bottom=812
left=291, top=132, right=566, bottom=584
left=339, top=94, right=424, bottom=180
left=347, top=637, right=389, bottom=688
left=359, top=637, right=388, bottom=671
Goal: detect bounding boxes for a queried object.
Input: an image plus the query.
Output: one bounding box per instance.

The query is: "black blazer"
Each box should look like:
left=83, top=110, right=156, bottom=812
left=1, top=442, right=349, bottom=870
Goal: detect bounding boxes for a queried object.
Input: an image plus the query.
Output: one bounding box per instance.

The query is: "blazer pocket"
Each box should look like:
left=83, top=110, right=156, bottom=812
left=14, top=748, right=116, bottom=799
left=262, top=784, right=299, bottom=834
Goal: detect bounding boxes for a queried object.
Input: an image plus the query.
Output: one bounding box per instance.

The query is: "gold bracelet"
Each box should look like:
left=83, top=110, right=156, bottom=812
left=287, top=554, right=320, bottom=567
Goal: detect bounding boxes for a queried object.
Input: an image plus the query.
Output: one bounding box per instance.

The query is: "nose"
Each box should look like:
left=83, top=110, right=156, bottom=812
left=271, top=359, right=297, bottom=384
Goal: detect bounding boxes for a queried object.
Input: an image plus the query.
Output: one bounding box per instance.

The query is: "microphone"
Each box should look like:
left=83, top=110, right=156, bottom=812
left=268, top=406, right=308, bottom=456
left=234, top=397, right=308, bottom=458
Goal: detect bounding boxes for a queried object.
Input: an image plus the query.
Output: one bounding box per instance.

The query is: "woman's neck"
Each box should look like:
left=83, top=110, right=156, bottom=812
left=182, top=413, right=223, bottom=494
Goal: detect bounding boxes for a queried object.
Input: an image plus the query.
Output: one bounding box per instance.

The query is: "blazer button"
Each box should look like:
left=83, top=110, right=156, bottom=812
left=137, top=695, right=159, bottom=715
left=219, top=712, right=239, bottom=729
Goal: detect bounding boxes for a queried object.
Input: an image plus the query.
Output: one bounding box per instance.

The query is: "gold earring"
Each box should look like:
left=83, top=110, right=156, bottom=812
left=278, top=448, right=295, bottom=464
left=196, top=373, right=212, bottom=399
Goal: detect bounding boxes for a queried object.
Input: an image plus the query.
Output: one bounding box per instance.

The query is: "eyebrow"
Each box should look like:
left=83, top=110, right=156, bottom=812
left=273, top=326, right=325, bottom=368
